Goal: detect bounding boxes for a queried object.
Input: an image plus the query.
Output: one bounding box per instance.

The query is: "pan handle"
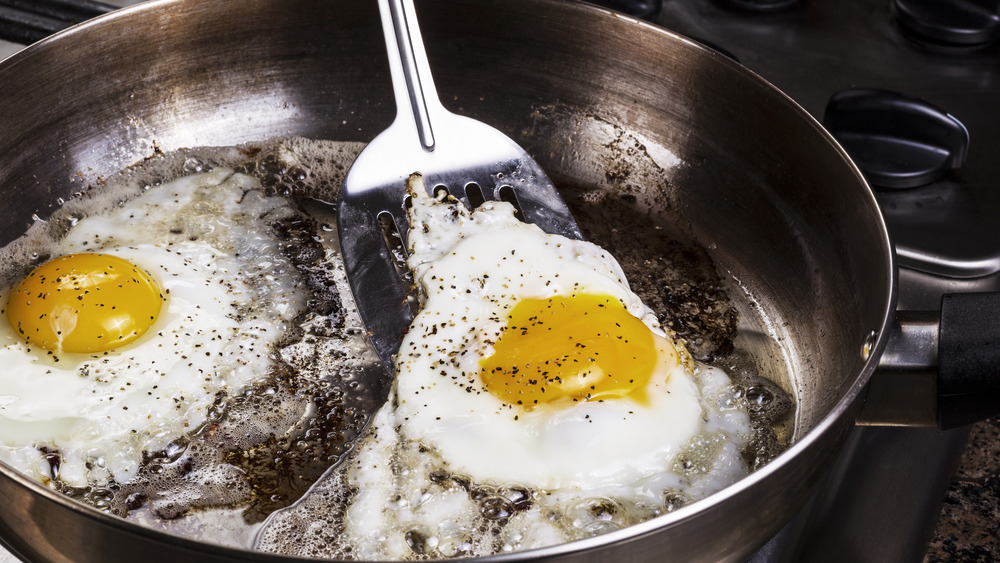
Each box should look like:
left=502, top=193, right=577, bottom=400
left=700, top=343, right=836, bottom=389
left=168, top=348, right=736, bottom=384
left=937, top=292, right=1000, bottom=428
left=859, top=292, right=1000, bottom=429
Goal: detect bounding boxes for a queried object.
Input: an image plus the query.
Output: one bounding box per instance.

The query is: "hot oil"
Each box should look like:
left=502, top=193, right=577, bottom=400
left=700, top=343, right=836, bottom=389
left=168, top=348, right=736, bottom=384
left=2, top=137, right=792, bottom=555
left=0, top=138, right=384, bottom=547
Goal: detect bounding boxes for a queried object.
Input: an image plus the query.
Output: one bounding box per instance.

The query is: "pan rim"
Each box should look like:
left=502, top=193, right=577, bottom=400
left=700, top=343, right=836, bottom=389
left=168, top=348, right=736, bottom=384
left=0, top=0, right=899, bottom=560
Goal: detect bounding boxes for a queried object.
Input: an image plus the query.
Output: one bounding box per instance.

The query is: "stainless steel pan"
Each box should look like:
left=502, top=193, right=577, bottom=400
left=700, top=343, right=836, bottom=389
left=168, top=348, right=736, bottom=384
left=0, top=0, right=993, bottom=561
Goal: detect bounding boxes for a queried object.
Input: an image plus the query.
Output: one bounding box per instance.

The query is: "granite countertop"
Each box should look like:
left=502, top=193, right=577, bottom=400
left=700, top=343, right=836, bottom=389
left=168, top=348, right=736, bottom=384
left=925, top=417, right=1000, bottom=562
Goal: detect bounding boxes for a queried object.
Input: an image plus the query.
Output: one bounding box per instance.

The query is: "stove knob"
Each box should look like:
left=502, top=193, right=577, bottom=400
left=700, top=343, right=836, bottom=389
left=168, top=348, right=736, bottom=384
left=585, top=0, right=662, bottom=20
left=714, top=0, right=801, bottom=12
left=892, top=0, right=1000, bottom=48
left=822, top=89, right=969, bottom=190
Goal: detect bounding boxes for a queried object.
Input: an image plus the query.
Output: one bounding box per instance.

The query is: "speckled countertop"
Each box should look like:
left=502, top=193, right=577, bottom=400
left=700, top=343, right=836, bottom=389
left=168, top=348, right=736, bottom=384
left=925, top=418, right=1000, bottom=562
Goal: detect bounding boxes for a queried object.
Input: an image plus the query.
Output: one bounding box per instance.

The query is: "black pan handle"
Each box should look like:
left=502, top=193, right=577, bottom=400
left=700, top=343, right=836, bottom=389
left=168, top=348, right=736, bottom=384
left=938, top=292, right=1000, bottom=428
left=864, top=292, right=1000, bottom=429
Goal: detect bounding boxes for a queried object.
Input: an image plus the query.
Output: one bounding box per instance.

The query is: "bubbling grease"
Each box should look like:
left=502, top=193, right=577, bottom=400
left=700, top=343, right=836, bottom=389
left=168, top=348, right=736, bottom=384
left=255, top=360, right=759, bottom=559
left=0, top=138, right=792, bottom=557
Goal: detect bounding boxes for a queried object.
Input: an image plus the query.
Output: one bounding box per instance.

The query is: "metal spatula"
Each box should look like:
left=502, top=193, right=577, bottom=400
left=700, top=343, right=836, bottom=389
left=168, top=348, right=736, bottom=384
left=337, top=0, right=582, bottom=375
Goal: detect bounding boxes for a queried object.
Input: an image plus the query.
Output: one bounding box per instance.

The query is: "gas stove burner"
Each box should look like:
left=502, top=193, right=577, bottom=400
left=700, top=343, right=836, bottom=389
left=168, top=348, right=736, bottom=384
left=823, top=89, right=969, bottom=190
left=687, top=35, right=740, bottom=62
left=587, top=0, right=662, bottom=20
left=714, top=0, right=801, bottom=12
left=0, top=0, right=114, bottom=43
left=893, top=0, right=1000, bottom=50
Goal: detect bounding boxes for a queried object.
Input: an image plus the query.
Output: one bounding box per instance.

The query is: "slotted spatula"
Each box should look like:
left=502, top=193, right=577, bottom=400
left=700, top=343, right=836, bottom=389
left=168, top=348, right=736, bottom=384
left=338, top=0, right=582, bottom=375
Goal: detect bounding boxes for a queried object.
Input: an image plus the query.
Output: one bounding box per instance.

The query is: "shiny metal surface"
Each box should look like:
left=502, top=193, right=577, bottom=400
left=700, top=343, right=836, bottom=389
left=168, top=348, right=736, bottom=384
left=652, top=3, right=1000, bottom=560
left=858, top=369, right=939, bottom=426
left=338, top=0, right=581, bottom=376
left=779, top=423, right=969, bottom=562
left=658, top=0, right=1000, bottom=279
left=878, top=311, right=940, bottom=372
left=0, top=0, right=896, bottom=561
left=858, top=311, right=940, bottom=426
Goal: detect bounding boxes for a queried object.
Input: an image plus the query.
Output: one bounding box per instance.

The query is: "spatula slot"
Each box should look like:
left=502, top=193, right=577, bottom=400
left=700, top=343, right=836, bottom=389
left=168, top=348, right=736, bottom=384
left=497, top=184, right=525, bottom=221
left=432, top=184, right=450, bottom=199
left=465, top=182, right=486, bottom=208
left=377, top=209, right=411, bottom=278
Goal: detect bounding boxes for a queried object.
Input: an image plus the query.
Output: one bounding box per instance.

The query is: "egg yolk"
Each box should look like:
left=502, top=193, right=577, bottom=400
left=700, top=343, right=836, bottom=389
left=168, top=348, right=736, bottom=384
left=480, top=293, right=675, bottom=407
left=5, top=253, right=164, bottom=354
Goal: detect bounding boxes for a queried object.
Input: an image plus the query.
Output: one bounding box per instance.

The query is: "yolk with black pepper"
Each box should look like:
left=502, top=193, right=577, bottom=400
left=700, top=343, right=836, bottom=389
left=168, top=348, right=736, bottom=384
left=480, top=293, right=675, bottom=407
left=5, top=253, right=164, bottom=353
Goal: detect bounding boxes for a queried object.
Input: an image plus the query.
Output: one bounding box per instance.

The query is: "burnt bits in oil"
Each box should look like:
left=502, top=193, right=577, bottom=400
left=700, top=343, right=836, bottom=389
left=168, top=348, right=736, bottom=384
left=567, top=190, right=738, bottom=363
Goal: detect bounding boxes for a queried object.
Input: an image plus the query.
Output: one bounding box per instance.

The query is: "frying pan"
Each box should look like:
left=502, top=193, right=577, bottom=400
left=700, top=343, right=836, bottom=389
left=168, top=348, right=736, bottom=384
left=0, top=0, right=995, bottom=561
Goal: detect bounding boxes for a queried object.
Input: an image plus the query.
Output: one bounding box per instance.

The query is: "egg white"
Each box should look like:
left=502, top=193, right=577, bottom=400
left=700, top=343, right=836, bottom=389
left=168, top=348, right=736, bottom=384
left=0, top=168, right=310, bottom=487
left=331, top=181, right=754, bottom=558
left=396, top=221, right=703, bottom=491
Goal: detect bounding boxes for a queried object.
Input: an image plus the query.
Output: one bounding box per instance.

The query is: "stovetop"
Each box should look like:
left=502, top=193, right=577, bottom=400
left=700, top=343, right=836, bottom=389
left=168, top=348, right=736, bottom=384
left=655, top=0, right=1000, bottom=283
left=2, top=0, right=999, bottom=561
left=643, top=1, right=1000, bottom=561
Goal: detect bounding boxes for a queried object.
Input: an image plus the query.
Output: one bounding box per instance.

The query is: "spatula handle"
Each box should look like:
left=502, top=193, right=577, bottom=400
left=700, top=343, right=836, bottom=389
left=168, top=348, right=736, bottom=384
left=380, top=0, right=438, bottom=151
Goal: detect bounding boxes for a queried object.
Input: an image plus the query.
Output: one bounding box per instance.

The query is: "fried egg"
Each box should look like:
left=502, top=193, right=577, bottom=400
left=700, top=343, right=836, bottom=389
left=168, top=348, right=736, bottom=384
left=395, top=182, right=704, bottom=491
left=0, top=168, right=310, bottom=488
left=318, top=177, right=754, bottom=559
